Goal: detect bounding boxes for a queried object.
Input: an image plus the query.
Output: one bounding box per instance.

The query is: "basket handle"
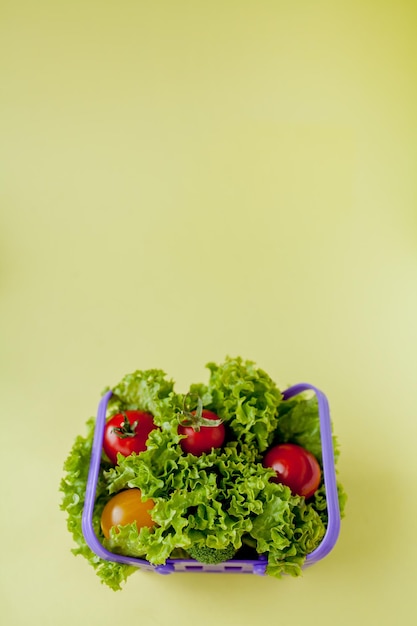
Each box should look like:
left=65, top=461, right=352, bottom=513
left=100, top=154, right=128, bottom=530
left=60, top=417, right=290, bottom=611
left=282, top=384, right=341, bottom=564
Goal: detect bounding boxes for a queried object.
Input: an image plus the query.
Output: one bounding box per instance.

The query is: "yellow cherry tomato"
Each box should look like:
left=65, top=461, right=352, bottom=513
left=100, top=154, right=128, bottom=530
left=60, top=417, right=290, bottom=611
left=100, top=488, right=155, bottom=539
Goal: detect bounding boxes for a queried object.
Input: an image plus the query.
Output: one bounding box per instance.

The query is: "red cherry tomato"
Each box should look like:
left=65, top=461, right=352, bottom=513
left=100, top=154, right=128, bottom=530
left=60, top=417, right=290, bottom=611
left=178, top=409, right=225, bottom=456
left=100, top=488, right=156, bottom=539
left=103, top=410, right=157, bottom=465
left=263, top=443, right=321, bottom=498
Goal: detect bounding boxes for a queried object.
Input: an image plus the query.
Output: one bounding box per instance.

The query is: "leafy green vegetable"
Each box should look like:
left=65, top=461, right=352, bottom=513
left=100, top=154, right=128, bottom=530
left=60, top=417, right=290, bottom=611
left=251, top=482, right=325, bottom=577
left=105, top=368, right=179, bottom=427
left=60, top=357, right=346, bottom=590
left=196, top=356, right=282, bottom=452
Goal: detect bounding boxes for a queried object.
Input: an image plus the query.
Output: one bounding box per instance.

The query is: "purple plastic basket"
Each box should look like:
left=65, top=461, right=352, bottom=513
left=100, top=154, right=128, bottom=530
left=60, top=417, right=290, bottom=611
left=81, top=383, right=341, bottom=575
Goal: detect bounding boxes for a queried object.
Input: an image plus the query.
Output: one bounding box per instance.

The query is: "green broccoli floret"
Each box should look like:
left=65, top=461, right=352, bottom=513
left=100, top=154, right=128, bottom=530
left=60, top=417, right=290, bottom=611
left=188, top=543, right=237, bottom=564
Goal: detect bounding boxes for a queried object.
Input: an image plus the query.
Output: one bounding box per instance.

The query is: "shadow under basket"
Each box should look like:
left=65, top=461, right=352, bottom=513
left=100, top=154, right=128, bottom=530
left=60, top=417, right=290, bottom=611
left=81, top=383, right=341, bottom=575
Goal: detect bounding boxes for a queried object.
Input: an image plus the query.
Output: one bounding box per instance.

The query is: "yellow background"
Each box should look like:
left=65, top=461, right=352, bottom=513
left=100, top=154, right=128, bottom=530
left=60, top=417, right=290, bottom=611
left=1, top=1, right=416, bottom=625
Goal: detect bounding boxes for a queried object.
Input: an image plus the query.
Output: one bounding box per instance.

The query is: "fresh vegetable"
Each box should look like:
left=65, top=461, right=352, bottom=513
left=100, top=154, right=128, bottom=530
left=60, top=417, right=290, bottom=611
left=198, top=358, right=282, bottom=452
left=188, top=543, right=237, bottom=564
left=60, top=357, right=346, bottom=591
left=103, top=410, right=157, bottom=465
left=177, top=396, right=225, bottom=456
left=263, top=443, right=321, bottom=498
left=101, top=489, right=156, bottom=539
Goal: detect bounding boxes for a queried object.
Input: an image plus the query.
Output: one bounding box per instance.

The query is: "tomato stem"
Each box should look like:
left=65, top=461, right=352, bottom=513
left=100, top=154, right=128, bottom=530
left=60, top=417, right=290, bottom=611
left=112, top=412, right=139, bottom=439
left=177, top=394, right=223, bottom=431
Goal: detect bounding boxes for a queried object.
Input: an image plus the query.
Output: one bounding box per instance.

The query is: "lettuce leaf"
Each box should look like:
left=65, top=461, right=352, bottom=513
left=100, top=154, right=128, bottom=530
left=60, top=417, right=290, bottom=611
left=105, top=368, right=179, bottom=427
left=193, top=356, right=282, bottom=453
left=250, top=481, right=325, bottom=577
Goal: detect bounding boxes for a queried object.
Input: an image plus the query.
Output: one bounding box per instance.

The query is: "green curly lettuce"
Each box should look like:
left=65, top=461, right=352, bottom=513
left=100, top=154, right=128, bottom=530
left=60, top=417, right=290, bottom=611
left=250, top=482, right=325, bottom=577
left=105, top=368, right=178, bottom=427
left=191, top=356, right=282, bottom=452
